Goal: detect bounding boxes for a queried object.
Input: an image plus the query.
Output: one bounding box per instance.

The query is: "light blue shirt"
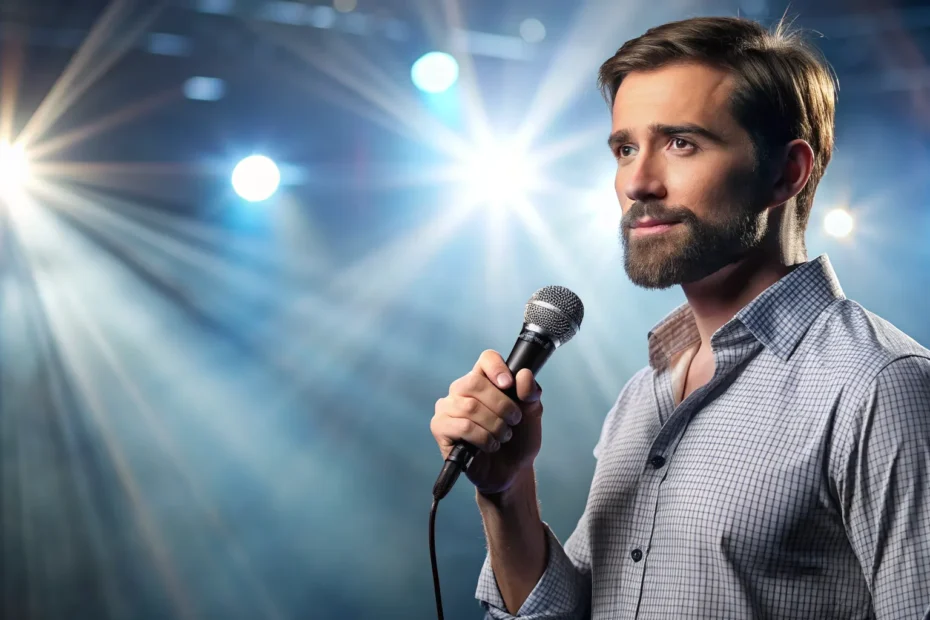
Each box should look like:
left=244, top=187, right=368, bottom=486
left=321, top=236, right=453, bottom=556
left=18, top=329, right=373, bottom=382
left=476, top=255, right=930, bottom=619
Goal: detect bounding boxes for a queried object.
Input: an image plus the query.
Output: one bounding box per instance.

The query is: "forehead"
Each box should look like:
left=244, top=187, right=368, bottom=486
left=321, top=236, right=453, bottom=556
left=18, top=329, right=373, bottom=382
left=611, top=62, right=739, bottom=134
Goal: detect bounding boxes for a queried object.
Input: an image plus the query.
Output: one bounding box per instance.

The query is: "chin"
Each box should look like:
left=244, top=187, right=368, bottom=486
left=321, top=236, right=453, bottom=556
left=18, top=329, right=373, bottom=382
left=626, top=275, right=681, bottom=290
left=623, top=257, right=687, bottom=289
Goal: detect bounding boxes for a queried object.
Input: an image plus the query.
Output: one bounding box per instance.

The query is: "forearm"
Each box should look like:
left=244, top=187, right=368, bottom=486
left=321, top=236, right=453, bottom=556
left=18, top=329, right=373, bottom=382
left=476, top=467, right=548, bottom=615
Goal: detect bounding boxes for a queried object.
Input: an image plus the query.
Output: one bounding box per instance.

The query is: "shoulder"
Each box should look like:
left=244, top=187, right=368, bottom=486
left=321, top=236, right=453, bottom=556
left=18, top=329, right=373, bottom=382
left=864, top=355, right=930, bottom=421
left=815, top=303, right=930, bottom=462
left=801, top=299, right=930, bottom=389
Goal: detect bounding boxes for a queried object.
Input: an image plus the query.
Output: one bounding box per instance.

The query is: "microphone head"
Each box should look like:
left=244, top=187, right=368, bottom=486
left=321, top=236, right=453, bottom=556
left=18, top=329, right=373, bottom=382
left=523, top=286, right=584, bottom=347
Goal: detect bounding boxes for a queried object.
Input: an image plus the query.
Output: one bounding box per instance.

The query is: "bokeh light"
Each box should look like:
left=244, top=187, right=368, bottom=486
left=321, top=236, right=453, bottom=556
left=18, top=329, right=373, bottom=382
left=410, top=51, right=459, bottom=94
left=231, top=155, right=280, bottom=202
left=182, top=76, right=226, bottom=101
left=824, top=207, right=855, bottom=238
left=520, top=18, right=547, bottom=43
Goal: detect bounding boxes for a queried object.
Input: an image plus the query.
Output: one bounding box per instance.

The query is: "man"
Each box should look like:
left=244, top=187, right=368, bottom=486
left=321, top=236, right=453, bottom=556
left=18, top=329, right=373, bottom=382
left=430, top=16, right=930, bottom=619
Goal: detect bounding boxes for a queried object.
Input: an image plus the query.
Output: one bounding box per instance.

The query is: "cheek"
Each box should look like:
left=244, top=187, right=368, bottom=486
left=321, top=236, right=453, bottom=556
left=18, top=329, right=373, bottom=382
left=667, top=158, right=755, bottom=217
left=665, top=166, right=719, bottom=215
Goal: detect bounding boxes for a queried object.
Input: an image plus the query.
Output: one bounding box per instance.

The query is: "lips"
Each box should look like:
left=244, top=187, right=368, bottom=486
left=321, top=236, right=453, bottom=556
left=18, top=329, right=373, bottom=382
left=629, top=217, right=682, bottom=229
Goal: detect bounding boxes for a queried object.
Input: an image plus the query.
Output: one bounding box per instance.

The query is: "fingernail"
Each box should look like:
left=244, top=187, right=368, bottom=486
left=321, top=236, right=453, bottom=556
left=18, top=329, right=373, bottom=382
left=507, top=410, right=522, bottom=425
left=496, top=373, right=511, bottom=388
left=489, top=439, right=500, bottom=452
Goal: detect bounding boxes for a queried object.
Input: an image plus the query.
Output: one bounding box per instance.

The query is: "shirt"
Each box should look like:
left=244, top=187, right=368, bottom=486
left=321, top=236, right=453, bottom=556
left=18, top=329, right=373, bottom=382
left=475, top=255, right=930, bottom=619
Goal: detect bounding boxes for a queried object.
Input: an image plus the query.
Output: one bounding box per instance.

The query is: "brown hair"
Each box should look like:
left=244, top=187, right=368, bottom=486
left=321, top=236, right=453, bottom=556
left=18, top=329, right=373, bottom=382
left=598, top=16, right=837, bottom=229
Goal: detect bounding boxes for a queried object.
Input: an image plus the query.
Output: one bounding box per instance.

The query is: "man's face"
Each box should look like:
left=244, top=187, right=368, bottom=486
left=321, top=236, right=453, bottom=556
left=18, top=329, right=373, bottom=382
left=611, top=62, right=770, bottom=289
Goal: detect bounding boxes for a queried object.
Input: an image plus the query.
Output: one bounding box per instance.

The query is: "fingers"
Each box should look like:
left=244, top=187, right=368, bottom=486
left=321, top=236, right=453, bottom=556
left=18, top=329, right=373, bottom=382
left=432, top=351, right=545, bottom=460
left=474, top=349, right=513, bottom=389
left=449, top=369, right=522, bottom=424
left=434, top=396, right=513, bottom=447
left=515, top=369, right=542, bottom=403
left=430, top=406, right=503, bottom=455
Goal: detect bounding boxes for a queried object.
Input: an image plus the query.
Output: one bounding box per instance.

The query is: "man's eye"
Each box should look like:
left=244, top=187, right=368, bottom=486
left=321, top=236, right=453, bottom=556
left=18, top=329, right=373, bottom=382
left=671, top=137, right=692, bottom=150
left=619, top=145, right=635, bottom=158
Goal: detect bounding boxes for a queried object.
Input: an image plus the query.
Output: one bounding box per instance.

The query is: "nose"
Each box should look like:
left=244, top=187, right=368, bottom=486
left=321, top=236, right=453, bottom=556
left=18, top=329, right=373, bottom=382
left=620, top=151, right=667, bottom=204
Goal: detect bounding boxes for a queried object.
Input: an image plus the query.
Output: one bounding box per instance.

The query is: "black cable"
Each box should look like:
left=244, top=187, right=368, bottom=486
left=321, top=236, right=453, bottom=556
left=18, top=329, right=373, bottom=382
left=429, top=497, right=445, bottom=620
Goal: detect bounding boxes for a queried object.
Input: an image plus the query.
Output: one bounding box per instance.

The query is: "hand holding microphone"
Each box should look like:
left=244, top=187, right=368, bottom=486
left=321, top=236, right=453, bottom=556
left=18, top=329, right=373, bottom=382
left=430, top=286, right=584, bottom=499
left=431, top=352, right=544, bottom=496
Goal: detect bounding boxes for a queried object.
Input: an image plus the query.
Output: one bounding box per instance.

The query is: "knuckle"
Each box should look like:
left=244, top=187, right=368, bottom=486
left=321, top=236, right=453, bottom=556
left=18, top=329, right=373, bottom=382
left=463, top=372, right=484, bottom=392
left=463, top=397, right=480, bottom=415
left=450, top=372, right=476, bottom=395
left=458, top=418, right=477, bottom=435
left=430, top=414, right=450, bottom=440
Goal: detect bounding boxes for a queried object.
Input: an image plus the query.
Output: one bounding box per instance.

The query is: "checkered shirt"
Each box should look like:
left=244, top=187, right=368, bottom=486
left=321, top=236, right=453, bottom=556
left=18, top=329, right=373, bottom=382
left=476, top=255, right=930, bottom=619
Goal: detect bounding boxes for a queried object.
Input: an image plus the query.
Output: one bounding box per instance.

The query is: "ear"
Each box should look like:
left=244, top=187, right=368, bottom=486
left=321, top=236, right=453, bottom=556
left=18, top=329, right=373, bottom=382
left=768, top=139, right=815, bottom=208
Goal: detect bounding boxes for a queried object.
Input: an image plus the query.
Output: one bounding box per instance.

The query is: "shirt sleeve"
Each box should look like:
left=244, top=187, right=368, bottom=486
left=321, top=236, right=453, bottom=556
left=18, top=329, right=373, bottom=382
left=475, top=523, right=590, bottom=620
left=473, top=375, right=641, bottom=619
left=835, top=355, right=930, bottom=619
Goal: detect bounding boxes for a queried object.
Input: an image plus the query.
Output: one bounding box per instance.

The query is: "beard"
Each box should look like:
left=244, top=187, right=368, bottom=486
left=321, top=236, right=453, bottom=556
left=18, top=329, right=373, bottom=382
left=620, top=199, right=766, bottom=289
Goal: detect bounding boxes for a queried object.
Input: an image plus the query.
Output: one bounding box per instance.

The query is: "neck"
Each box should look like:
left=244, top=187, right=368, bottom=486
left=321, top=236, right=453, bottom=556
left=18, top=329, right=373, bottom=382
left=681, top=248, right=801, bottom=349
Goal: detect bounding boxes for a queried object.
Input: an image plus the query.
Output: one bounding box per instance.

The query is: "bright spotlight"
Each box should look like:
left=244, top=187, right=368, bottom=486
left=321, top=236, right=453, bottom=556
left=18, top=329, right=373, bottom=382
left=463, top=139, right=538, bottom=207
left=411, top=52, right=459, bottom=94
left=0, top=141, right=29, bottom=196
left=231, top=155, right=280, bottom=202
left=824, top=208, right=854, bottom=238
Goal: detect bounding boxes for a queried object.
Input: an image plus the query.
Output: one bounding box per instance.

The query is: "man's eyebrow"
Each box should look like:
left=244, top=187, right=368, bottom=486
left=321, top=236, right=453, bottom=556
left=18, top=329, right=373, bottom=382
left=607, top=123, right=725, bottom=150
left=607, top=129, right=632, bottom=151
left=653, top=123, right=725, bottom=144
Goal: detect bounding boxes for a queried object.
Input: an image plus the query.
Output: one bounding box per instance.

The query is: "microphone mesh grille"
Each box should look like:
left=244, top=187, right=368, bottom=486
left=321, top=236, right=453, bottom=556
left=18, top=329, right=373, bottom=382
left=523, top=286, right=584, bottom=344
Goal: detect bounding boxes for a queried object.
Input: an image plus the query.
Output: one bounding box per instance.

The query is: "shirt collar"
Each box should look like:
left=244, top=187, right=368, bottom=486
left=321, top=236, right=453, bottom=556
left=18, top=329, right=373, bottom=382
left=647, top=255, right=845, bottom=369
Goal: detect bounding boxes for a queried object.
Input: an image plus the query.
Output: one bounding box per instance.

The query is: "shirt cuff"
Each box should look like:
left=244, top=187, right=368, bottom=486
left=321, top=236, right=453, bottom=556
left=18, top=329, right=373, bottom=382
left=475, top=524, right=585, bottom=619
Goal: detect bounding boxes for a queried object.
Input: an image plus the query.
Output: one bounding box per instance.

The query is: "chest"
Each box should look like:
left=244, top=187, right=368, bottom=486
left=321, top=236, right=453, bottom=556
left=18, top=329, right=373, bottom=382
left=587, top=363, right=846, bottom=572
left=681, top=353, right=714, bottom=403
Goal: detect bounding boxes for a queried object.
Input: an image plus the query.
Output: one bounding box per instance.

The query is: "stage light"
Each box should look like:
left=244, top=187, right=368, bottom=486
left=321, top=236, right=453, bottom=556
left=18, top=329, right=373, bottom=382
left=231, top=155, right=280, bottom=202
left=824, top=208, right=854, bottom=238
left=462, top=139, right=538, bottom=207
left=411, top=52, right=459, bottom=94
left=0, top=141, right=29, bottom=196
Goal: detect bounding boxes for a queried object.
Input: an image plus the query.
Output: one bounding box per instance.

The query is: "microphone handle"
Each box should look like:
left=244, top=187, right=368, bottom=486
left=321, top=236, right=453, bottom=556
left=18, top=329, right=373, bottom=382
left=432, top=329, right=555, bottom=500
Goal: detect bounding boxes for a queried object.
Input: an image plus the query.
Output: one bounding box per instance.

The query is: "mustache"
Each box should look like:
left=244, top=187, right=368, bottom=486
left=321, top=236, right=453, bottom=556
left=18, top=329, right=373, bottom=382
left=621, top=201, right=697, bottom=231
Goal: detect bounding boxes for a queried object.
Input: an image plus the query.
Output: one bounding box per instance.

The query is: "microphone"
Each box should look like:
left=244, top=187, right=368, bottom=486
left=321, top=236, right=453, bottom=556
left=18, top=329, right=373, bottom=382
left=431, top=285, right=585, bottom=500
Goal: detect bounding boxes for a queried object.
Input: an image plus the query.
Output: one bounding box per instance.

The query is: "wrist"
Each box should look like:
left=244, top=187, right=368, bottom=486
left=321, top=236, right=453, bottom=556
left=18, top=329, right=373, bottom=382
left=476, top=467, right=538, bottom=512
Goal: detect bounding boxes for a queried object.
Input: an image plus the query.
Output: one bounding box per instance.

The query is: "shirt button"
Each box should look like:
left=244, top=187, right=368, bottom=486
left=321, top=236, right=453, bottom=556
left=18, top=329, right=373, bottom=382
left=631, top=549, right=643, bottom=562
left=650, top=455, right=666, bottom=469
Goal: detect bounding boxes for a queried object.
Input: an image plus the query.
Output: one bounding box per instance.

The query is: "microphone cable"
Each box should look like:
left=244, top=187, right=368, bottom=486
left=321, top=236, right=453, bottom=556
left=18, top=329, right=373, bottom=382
left=429, top=497, right=445, bottom=620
